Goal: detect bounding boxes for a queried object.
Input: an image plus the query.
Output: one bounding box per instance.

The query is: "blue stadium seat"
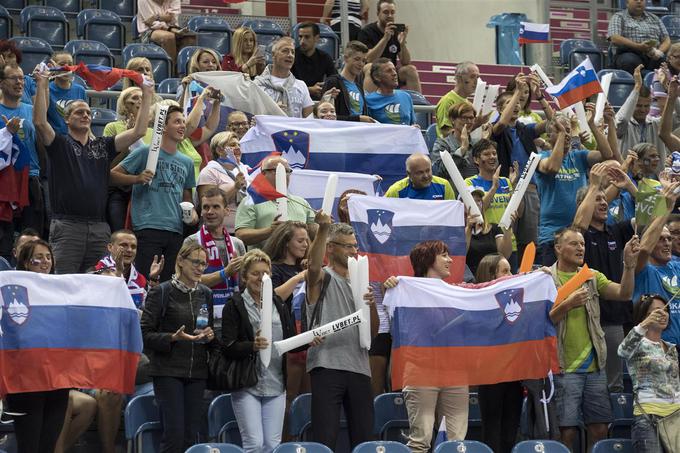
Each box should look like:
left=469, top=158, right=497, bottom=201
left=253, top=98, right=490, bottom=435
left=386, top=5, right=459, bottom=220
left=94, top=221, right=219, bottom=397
left=208, top=394, right=241, bottom=445
left=559, top=39, right=598, bottom=66
left=592, top=439, right=633, bottom=453
left=352, top=441, right=410, bottom=453
left=44, top=0, right=80, bottom=17
left=291, top=22, right=340, bottom=60
left=64, top=40, right=115, bottom=67
left=76, top=9, right=125, bottom=54
left=273, top=442, right=333, bottom=453
left=425, top=123, right=437, bottom=152
left=177, top=45, right=221, bottom=77
left=644, top=70, right=655, bottom=88
left=90, top=108, right=117, bottom=137
left=157, top=78, right=181, bottom=95
left=124, top=394, right=161, bottom=453
left=609, top=393, right=633, bottom=438
left=241, top=19, right=285, bottom=49
left=0, top=6, right=12, bottom=41
left=404, top=89, right=431, bottom=129
left=289, top=393, right=350, bottom=451
left=671, top=0, right=680, bottom=14
left=373, top=393, right=409, bottom=443
left=434, top=440, right=493, bottom=453
left=597, top=69, right=635, bottom=109
left=123, top=43, right=171, bottom=85
left=131, top=15, right=140, bottom=41
left=188, top=16, right=233, bottom=56
left=10, top=37, right=53, bottom=75
left=467, top=392, right=482, bottom=441
left=20, top=6, right=69, bottom=49
left=511, top=440, right=570, bottom=453
left=185, top=444, right=245, bottom=453
left=662, top=15, right=680, bottom=42
left=559, top=39, right=603, bottom=72
left=98, top=0, right=135, bottom=20
left=4, top=0, right=26, bottom=15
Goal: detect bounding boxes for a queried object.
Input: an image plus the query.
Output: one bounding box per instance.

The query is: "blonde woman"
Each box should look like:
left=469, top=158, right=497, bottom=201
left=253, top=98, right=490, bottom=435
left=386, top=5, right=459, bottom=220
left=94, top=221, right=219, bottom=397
left=177, top=47, right=221, bottom=102
left=221, top=27, right=266, bottom=78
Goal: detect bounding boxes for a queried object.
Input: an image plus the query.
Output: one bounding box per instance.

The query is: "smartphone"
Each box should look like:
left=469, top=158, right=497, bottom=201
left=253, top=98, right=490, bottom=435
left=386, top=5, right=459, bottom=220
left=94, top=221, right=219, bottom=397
left=393, top=23, right=406, bottom=33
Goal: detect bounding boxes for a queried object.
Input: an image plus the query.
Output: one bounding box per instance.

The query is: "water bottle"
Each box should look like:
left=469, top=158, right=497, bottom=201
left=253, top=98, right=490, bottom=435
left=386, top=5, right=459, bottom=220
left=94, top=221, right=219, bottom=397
left=672, top=151, right=680, bottom=174
left=195, top=304, right=209, bottom=343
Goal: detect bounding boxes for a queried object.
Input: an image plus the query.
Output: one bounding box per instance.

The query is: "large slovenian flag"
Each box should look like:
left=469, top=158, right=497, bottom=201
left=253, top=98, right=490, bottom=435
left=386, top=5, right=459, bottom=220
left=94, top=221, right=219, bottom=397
left=519, top=22, right=550, bottom=44
left=50, top=63, right=144, bottom=91
left=545, top=58, right=602, bottom=109
left=240, top=116, right=428, bottom=187
left=289, top=169, right=382, bottom=220
left=0, top=272, right=143, bottom=396
left=347, top=195, right=466, bottom=283
left=383, top=272, right=559, bottom=388
left=183, top=71, right=286, bottom=133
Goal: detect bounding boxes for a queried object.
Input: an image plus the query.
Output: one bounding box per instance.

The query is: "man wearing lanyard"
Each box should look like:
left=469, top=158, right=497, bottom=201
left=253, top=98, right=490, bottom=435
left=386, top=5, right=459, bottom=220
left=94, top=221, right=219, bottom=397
left=184, top=187, right=246, bottom=334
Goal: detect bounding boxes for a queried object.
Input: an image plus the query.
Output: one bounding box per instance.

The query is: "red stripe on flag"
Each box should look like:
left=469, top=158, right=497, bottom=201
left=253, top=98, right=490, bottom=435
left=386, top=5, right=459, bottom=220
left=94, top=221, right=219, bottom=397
left=391, top=338, right=559, bottom=388
left=364, top=252, right=465, bottom=284
left=556, top=80, right=602, bottom=109
left=0, top=349, right=140, bottom=396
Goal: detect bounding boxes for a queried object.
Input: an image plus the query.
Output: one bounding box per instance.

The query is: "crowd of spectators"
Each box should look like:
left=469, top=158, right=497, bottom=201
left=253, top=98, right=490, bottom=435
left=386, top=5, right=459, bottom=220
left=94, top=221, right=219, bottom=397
left=1, top=0, right=680, bottom=452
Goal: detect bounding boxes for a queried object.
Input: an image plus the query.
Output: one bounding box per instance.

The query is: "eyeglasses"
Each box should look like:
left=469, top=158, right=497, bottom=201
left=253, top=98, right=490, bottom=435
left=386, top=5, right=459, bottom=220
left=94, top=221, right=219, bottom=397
left=186, top=258, right=208, bottom=268
left=330, top=241, right=359, bottom=250
left=2, top=76, right=23, bottom=83
left=230, top=122, right=249, bottom=127
left=89, top=266, right=116, bottom=275
left=262, top=168, right=293, bottom=174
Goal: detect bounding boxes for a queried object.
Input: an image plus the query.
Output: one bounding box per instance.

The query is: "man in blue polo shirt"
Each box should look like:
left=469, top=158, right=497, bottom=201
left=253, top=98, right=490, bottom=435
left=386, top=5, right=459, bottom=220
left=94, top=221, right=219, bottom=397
left=365, top=57, right=415, bottom=125
left=385, top=153, right=455, bottom=200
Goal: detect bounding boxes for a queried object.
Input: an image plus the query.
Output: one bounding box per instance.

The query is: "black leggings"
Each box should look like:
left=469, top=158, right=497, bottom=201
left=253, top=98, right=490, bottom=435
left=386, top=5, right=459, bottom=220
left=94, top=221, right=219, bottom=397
left=6, top=389, right=70, bottom=453
left=478, top=381, right=523, bottom=453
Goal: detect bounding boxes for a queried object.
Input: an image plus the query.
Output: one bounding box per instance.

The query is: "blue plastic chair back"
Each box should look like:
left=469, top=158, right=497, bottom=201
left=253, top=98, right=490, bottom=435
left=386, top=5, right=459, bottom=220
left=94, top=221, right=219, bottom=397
left=592, top=439, right=633, bottom=453
left=4, top=0, right=26, bottom=14
left=559, top=39, right=598, bottom=66
left=609, top=393, right=633, bottom=438
left=434, top=440, right=494, bottom=453
left=644, top=70, right=656, bottom=88
left=352, top=441, right=410, bottom=453
left=569, top=49, right=604, bottom=72
left=91, top=107, right=118, bottom=139
left=207, top=394, right=241, bottom=445
left=185, top=444, right=245, bottom=453
left=44, top=0, right=81, bottom=16
left=403, top=89, right=431, bottom=129
left=98, top=0, right=136, bottom=19
left=188, top=16, right=233, bottom=55
left=273, top=442, right=334, bottom=453
left=597, top=70, right=635, bottom=109
left=662, top=15, right=680, bottom=41
left=241, top=19, right=284, bottom=49
left=373, top=393, right=409, bottom=442
left=157, top=78, right=181, bottom=95
left=132, top=15, right=140, bottom=40
left=123, top=43, right=171, bottom=83
left=289, top=393, right=312, bottom=438
left=177, top=46, right=202, bottom=77
left=425, top=123, right=437, bottom=152
left=124, top=394, right=161, bottom=441
left=0, top=6, right=11, bottom=41
left=10, top=37, right=53, bottom=75
left=21, top=6, right=68, bottom=48
left=64, top=40, right=115, bottom=67
left=511, top=440, right=570, bottom=453
left=77, top=9, right=125, bottom=53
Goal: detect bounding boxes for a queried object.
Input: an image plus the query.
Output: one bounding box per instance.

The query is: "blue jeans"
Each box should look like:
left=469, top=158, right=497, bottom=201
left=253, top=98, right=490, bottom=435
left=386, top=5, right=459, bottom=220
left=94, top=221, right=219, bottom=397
left=633, top=414, right=665, bottom=453
left=231, top=390, right=286, bottom=453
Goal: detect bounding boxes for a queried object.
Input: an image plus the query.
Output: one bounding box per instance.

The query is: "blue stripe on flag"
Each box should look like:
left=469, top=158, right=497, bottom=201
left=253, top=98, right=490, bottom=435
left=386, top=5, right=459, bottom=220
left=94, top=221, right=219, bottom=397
left=550, top=69, right=599, bottom=97
left=352, top=223, right=467, bottom=257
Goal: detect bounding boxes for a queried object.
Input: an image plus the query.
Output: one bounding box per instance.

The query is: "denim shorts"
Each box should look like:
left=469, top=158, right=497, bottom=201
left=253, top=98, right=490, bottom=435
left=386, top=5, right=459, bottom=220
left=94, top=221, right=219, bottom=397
left=554, top=370, right=613, bottom=427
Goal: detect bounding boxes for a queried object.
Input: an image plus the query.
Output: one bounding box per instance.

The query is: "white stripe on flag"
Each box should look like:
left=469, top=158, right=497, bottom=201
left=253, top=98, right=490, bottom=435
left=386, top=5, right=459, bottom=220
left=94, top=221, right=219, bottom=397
left=347, top=195, right=465, bottom=228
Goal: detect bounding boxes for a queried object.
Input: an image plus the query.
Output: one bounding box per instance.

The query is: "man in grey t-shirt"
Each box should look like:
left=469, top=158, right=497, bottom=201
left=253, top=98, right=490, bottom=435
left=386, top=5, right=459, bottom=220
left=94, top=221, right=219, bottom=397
left=306, top=212, right=377, bottom=450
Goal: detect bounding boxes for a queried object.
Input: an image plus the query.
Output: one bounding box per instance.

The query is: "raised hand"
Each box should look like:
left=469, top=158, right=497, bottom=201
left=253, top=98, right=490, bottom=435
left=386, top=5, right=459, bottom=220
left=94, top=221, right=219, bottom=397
left=149, top=254, right=165, bottom=280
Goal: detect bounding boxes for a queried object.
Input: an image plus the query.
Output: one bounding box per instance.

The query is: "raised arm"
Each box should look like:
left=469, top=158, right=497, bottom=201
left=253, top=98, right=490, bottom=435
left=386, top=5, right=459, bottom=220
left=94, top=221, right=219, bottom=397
left=492, top=79, right=523, bottom=135
left=585, top=102, right=613, bottom=165
left=659, top=76, right=680, bottom=151
left=397, top=27, right=411, bottom=65
left=537, top=120, right=566, bottom=175
left=615, top=65, right=643, bottom=127
left=572, top=163, right=607, bottom=231
left=320, top=0, right=334, bottom=24
left=33, top=70, right=55, bottom=146
left=635, top=182, right=680, bottom=273
left=603, top=103, right=623, bottom=163
left=362, top=24, right=395, bottom=63
left=306, top=211, right=330, bottom=305
left=114, top=82, right=153, bottom=153
left=190, top=92, right=222, bottom=146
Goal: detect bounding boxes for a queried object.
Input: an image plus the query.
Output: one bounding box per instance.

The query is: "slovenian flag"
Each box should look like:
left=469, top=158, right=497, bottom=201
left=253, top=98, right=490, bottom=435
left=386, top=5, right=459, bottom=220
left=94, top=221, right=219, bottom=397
left=519, top=22, right=550, bottom=44
left=383, top=272, right=559, bottom=389
left=50, top=62, right=144, bottom=91
left=240, top=115, right=428, bottom=187
left=545, top=58, right=602, bottom=109
left=346, top=195, right=466, bottom=284
left=246, top=172, right=285, bottom=205
left=0, top=272, right=143, bottom=396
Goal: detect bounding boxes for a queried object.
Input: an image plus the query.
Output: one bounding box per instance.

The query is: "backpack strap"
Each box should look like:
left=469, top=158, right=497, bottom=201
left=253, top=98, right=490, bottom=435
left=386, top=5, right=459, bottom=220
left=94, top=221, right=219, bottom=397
left=306, top=271, right=332, bottom=331
left=158, top=281, right=173, bottom=318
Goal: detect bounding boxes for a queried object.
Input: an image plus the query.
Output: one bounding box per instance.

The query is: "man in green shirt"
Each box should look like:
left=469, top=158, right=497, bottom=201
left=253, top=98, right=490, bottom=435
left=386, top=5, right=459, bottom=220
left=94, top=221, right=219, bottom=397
left=234, top=156, right=316, bottom=249
left=549, top=227, right=640, bottom=450
left=434, top=61, right=479, bottom=137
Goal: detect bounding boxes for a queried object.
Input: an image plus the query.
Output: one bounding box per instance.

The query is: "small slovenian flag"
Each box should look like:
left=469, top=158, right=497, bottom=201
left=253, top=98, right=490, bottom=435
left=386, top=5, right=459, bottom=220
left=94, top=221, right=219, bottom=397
left=519, top=22, right=550, bottom=45
left=545, top=58, right=602, bottom=109
left=50, top=63, right=144, bottom=91
left=246, top=172, right=285, bottom=205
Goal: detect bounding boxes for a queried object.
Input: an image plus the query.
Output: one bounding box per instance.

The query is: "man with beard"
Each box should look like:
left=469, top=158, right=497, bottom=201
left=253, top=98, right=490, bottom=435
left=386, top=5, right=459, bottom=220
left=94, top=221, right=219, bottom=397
left=291, top=22, right=338, bottom=100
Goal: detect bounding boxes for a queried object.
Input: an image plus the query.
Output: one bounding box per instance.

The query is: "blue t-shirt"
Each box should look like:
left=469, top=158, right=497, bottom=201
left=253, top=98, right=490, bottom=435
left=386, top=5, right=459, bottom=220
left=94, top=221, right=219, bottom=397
left=21, top=75, right=35, bottom=105
left=536, top=149, right=591, bottom=245
left=48, top=82, right=87, bottom=135
left=366, top=90, right=415, bottom=125
left=633, top=261, right=680, bottom=344
left=120, top=145, right=196, bottom=234
left=0, top=103, right=39, bottom=177
left=341, top=77, right=364, bottom=116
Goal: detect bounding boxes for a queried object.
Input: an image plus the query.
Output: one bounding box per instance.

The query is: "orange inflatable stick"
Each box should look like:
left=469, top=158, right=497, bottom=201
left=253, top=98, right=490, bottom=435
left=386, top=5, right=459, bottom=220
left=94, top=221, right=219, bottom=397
left=519, top=242, right=536, bottom=273
left=553, top=264, right=594, bottom=307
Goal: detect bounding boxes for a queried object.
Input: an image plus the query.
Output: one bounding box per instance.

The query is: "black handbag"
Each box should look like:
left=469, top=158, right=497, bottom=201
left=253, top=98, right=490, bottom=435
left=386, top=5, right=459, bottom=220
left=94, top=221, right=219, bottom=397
left=207, top=347, right=258, bottom=391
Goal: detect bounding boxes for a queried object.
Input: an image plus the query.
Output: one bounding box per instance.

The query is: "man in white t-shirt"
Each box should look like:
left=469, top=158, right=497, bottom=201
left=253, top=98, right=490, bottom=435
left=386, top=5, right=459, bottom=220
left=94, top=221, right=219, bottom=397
left=255, top=37, right=314, bottom=118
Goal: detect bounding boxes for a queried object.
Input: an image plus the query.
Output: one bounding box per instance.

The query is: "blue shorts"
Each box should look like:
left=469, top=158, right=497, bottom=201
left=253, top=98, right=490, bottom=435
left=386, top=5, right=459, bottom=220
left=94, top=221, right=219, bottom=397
left=554, top=370, right=613, bottom=427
